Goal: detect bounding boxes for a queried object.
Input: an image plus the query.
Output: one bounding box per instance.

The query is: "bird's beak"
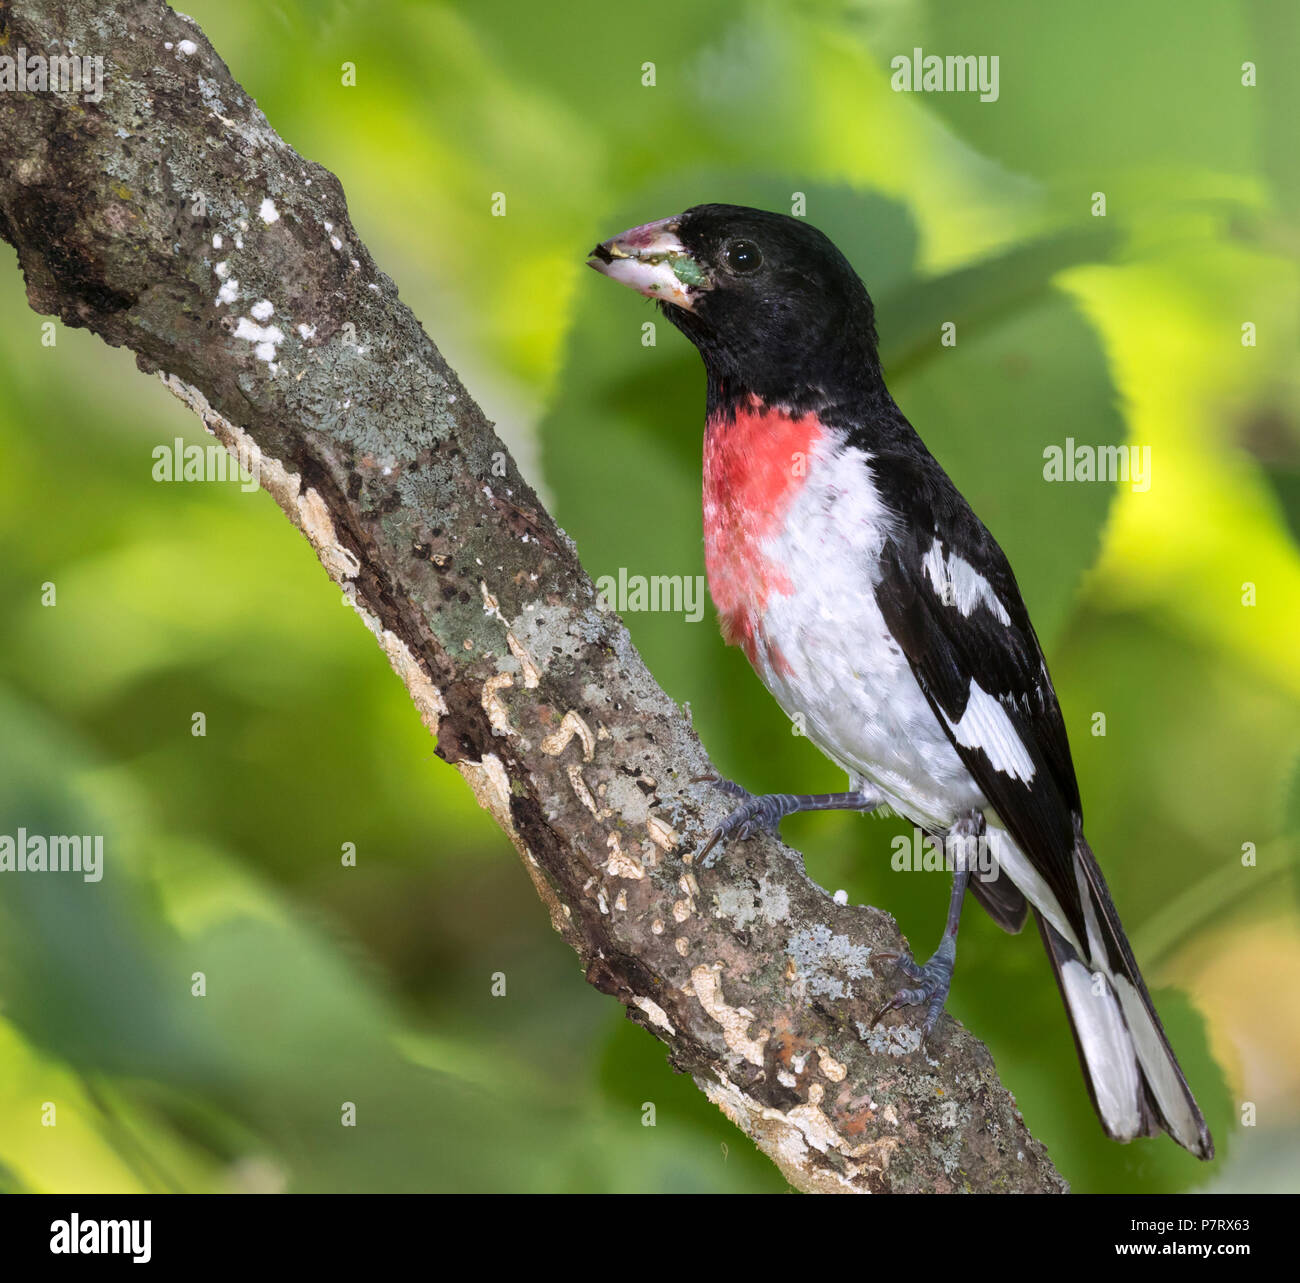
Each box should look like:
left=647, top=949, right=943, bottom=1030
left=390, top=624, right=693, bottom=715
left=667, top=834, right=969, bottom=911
left=586, top=215, right=706, bottom=311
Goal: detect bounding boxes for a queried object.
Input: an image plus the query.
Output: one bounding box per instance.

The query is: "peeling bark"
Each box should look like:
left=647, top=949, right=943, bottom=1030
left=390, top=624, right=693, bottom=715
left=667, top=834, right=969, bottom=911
left=0, top=0, right=1068, bottom=1193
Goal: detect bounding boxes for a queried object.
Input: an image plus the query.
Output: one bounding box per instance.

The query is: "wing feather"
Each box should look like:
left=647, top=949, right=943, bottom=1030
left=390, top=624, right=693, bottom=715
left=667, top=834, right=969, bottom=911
left=870, top=465, right=1087, bottom=944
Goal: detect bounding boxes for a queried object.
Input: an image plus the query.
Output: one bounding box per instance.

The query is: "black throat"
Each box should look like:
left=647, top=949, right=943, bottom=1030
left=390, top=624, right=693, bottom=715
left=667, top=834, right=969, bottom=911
left=663, top=297, right=898, bottom=430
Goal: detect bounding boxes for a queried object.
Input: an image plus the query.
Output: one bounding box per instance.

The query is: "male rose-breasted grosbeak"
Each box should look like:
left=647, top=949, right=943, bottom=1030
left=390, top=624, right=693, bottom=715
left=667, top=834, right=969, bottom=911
left=588, top=204, right=1212, bottom=1158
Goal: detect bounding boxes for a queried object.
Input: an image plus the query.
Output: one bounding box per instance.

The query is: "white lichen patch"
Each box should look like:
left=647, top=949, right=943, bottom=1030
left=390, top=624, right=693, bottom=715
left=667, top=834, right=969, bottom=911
left=259, top=197, right=280, bottom=224
left=688, top=964, right=765, bottom=1067
left=632, top=996, right=675, bottom=1035
left=481, top=672, right=514, bottom=736
left=505, top=634, right=541, bottom=687
left=232, top=316, right=285, bottom=365
left=250, top=299, right=274, bottom=321
left=197, top=74, right=229, bottom=119
left=715, top=874, right=791, bottom=930
left=478, top=582, right=542, bottom=687
left=857, top=1021, right=925, bottom=1057
left=787, top=924, right=874, bottom=1000
left=178, top=38, right=198, bottom=56
left=216, top=278, right=239, bottom=306
left=673, top=875, right=695, bottom=923
left=566, top=763, right=600, bottom=817
left=604, top=832, right=644, bottom=880
left=785, top=1083, right=897, bottom=1164
left=817, top=1047, right=847, bottom=1083
left=297, top=323, right=316, bottom=341
left=539, top=710, right=595, bottom=762
left=602, top=773, right=650, bottom=827
left=702, top=1072, right=900, bottom=1194
left=645, top=816, right=677, bottom=851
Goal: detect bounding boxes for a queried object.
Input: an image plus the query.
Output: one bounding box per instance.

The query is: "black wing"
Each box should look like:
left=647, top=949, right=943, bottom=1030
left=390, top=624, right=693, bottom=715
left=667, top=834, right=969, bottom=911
left=870, top=452, right=1088, bottom=946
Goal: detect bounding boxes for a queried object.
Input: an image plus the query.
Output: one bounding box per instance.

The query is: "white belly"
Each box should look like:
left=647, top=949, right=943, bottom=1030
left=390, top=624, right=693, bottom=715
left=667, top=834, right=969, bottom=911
left=741, top=441, right=987, bottom=832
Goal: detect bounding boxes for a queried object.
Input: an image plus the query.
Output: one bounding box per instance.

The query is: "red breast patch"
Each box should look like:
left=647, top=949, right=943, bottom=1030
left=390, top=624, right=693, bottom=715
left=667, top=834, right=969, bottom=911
left=703, top=396, right=823, bottom=666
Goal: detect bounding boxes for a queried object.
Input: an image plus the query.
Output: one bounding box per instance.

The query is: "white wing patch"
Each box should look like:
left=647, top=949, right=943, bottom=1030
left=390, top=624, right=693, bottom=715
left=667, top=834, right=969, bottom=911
left=922, top=538, right=1011, bottom=624
left=943, top=680, right=1037, bottom=782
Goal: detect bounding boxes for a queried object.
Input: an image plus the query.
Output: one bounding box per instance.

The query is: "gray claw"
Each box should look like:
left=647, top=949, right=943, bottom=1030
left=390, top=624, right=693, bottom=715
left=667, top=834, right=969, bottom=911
left=695, top=781, right=881, bottom=870
left=697, top=781, right=783, bottom=868
left=870, top=938, right=957, bottom=1038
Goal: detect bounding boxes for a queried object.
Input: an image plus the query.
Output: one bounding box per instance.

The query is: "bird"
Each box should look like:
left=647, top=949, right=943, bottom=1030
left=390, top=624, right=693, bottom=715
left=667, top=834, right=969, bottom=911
left=587, top=203, right=1213, bottom=1159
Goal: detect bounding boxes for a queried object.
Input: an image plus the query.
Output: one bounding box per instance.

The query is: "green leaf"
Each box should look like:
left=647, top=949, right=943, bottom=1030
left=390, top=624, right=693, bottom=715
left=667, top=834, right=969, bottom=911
left=890, top=1, right=1260, bottom=189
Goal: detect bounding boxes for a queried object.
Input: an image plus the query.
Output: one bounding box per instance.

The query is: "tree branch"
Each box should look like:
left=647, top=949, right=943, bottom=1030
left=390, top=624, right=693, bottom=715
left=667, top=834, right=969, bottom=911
left=0, top=0, right=1067, bottom=1193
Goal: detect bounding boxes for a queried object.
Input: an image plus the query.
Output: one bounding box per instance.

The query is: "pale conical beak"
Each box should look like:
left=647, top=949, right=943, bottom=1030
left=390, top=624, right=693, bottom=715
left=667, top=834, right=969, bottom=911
left=587, top=215, right=706, bottom=311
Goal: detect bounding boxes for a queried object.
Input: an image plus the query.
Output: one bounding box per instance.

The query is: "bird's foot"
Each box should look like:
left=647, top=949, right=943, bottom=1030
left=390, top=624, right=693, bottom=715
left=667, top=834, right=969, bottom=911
left=870, top=936, right=956, bottom=1039
left=693, top=777, right=881, bottom=869
left=694, top=777, right=791, bottom=869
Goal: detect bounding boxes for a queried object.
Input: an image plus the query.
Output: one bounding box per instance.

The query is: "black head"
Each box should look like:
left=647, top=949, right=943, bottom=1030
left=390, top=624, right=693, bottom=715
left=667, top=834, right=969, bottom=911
left=588, top=203, right=885, bottom=416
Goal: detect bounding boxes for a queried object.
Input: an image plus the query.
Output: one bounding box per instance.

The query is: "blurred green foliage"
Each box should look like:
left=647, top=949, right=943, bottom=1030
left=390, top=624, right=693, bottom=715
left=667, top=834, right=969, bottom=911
left=0, top=0, right=1296, bottom=1193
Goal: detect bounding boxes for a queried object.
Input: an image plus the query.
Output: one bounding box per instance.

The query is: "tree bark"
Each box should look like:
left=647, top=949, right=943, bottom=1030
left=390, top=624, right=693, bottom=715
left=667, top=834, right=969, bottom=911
left=0, top=0, right=1067, bottom=1193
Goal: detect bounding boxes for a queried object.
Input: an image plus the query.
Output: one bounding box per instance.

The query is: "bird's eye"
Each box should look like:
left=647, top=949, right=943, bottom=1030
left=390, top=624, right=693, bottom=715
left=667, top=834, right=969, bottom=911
left=721, top=239, right=763, bottom=274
